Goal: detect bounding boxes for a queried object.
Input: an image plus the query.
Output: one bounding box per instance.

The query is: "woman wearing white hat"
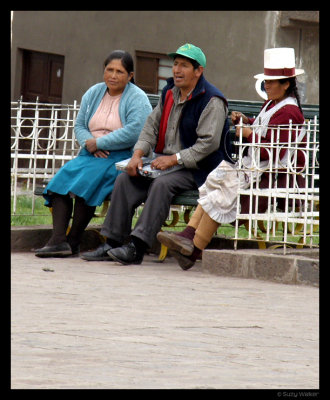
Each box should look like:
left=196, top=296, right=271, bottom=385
left=232, top=47, right=304, bottom=124
left=157, top=48, right=307, bottom=270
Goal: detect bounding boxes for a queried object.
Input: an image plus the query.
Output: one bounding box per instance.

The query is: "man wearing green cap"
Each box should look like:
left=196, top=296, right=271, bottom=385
left=81, top=43, right=232, bottom=265
left=168, top=43, right=207, bottom=67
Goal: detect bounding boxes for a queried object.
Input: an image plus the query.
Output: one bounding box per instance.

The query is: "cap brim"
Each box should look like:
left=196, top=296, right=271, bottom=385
left=167, top=51, right=206, bottom=67
left=254, top=69, right=305, bottom=80
left=168, top=51, right=191, bottom=60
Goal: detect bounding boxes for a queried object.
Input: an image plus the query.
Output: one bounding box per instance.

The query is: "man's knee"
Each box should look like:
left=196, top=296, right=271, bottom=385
left=148, top=176, right=174, bottom=200
left=116, top=171, right=130, bottom=185
left=112, top=172, right=132, bottom=195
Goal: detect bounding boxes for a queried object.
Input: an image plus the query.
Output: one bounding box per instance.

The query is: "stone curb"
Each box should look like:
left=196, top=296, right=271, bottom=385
left=202, top=248, right=319, bottom=287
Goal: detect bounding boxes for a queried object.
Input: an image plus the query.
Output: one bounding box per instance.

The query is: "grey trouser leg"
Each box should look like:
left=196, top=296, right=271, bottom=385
left=100, top=169, right=197, bottom=248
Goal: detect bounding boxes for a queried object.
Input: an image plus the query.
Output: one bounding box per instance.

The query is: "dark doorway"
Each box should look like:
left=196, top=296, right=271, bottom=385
left=21, top=49, right=64, bottom=103
left=17, top=50, right=65, bottom=174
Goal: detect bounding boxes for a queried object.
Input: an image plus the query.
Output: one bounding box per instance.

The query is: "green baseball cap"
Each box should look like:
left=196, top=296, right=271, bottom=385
left=168, top=43, right=206, bottom=68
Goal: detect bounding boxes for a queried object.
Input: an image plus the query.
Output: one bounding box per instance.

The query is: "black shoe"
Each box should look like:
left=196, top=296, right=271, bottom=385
left=35, top=242, right=72, bottom=258
left=107, top=242, right=143, bottom=265
left=80, top=243, right=113, bottom=261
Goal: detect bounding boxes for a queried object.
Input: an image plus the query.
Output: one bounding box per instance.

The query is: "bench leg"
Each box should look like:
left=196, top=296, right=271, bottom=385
left=157, top=210, right=181, bottom=261
left=94, top=200, right=110, bottom=218
left=158, top=243, right=169, bottom=262
left=162, top=210, right=180, bottom=227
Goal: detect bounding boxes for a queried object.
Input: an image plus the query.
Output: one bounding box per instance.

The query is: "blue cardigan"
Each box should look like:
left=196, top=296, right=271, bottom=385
left=74, top=82, right=152, bottom=151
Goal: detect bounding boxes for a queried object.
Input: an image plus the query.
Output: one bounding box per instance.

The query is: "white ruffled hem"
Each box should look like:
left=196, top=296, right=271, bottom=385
left=198, top=198, right=237, bottom=224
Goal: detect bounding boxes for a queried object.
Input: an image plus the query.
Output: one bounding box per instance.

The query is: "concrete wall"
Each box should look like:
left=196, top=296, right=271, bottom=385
left=11, top=10, right=319, bottom=104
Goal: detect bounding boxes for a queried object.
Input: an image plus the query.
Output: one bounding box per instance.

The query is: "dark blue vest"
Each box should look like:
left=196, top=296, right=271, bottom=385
left=161, top=76, right=232, bottom=187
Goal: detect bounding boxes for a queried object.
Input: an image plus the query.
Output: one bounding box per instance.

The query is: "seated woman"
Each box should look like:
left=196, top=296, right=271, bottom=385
left=157, top=47, right=306, bottom=270
left=35, top=50, right=152, bottom=257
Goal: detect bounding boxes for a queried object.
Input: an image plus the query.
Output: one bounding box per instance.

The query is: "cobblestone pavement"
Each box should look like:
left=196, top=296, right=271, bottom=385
left=11, top=252, right=319, bottom=390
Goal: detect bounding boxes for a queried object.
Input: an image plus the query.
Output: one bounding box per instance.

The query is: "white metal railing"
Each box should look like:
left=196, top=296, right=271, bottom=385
left=11, top=100, right=319, bottom=251
left=234, top=116, right=319, bottom=251
left=11, top=98, right=80, bottom=215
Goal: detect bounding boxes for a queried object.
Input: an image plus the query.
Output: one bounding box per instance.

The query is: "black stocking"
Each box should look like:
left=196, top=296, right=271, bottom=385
left=67, top=196, right=96, bottom=251
left=47, top=194, right=73, bottom=246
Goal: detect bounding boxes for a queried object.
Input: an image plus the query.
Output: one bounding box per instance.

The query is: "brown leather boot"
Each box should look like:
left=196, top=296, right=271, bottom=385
left=156, top=231, right=194, bottom=256
left=169, top=250, right=196, bottom=270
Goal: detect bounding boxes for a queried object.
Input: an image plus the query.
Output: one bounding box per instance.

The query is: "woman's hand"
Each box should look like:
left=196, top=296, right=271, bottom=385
left=230, top=111, right=249, bottom=125
left=93, top=150, right=110, bottom=158
left=235, top=126, right=252, bottom=139
left=85, top=138, right=109, bottom=158
left=231, top=112, right=252, bottom=138
left=85, top=138, right=98, bottom=153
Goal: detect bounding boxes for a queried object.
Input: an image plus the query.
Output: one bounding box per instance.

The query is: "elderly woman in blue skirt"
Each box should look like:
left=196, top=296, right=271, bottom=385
left=35, top=50, right=152, bottom=257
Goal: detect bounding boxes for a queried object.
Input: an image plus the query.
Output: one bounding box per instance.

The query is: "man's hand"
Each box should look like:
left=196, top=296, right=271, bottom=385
left=126, top=150, right=144, bottom=176
left=150, top=155, right=177, bottom=170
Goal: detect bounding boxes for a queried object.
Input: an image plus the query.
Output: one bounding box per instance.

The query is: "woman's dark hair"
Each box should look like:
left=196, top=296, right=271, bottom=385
left=103, top=50, right=135, bottom=84
left=279, top=76, right=302, bottom=112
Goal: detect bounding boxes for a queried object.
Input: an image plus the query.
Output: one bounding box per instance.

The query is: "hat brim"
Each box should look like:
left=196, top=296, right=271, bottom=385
left=255, top=78, right=268, bottom=100
left=254, top=69, right=304, bottom=80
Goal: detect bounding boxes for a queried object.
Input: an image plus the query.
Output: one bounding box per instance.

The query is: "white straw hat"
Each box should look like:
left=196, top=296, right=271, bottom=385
left=254, top=47, right=304, bottom=80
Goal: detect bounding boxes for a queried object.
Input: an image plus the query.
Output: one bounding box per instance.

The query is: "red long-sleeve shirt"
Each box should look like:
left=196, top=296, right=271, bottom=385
left=237, top=100, right=307, bottom=217
left=246, top=100, right=305, bottom=167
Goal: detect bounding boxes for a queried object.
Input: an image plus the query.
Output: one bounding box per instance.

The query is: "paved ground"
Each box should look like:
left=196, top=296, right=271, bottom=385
left=11, top=252, right=319, bottom=390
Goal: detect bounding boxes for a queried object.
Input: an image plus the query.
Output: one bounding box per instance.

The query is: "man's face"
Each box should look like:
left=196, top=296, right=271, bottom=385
left=172, top=56, right=203, bottom=93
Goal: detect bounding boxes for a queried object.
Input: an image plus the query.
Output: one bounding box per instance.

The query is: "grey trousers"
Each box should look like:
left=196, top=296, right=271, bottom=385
left=100, top=169, right=197, bottom=248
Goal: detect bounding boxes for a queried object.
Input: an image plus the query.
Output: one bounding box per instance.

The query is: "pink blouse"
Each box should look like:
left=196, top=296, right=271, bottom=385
left=88, top=91, right=122, bottom=138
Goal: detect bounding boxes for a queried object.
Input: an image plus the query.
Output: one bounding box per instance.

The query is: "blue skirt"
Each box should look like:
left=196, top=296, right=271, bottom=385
left=43, top=148, right=132, bottom=207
